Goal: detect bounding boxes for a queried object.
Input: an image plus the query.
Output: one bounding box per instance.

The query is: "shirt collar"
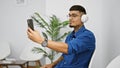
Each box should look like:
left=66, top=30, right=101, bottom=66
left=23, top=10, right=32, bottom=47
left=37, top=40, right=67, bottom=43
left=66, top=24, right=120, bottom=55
left=71, top=25, right=86, bottom=37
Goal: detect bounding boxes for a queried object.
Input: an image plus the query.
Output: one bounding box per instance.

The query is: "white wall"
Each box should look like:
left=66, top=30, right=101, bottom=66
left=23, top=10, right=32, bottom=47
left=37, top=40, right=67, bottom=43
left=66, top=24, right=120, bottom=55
left=102, top=0, right=120, bottom=67
left=0, top=0, right=45, bottom=59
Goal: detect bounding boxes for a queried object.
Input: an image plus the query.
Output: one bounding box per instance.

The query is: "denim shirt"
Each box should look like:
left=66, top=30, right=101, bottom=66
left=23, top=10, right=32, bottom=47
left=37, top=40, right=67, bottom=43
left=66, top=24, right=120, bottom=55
left=55, top=25, right=96, bottom=68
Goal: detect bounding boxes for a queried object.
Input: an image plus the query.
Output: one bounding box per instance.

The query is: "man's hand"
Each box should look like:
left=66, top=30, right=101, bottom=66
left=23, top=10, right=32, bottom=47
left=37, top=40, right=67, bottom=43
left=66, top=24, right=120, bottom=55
left=27, top=28, right=44, bottom=44
left=40, top=64, right=54, bottom=68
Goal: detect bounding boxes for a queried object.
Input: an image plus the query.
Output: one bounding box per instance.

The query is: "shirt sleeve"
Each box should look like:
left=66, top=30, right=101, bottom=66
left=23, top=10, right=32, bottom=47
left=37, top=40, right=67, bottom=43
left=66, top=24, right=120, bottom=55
left=67, top=33, right=95, bottom=55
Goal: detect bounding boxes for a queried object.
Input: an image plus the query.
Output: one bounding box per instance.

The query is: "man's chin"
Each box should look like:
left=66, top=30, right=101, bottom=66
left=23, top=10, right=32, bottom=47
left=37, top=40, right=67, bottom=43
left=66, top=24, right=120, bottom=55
left=69, top=25, right=74, bottom=28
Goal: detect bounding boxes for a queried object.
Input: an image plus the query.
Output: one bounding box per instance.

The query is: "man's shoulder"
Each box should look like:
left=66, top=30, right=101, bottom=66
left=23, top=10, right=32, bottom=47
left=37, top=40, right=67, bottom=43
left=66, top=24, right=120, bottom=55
left=85, top=29, right=94, bottom=34
left=81, top=29, right=96, bottom=40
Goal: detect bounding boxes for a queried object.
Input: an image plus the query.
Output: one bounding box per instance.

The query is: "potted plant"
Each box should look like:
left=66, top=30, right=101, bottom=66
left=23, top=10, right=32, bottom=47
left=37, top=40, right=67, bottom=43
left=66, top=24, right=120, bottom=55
left=31, top=12, right=70, bottom=63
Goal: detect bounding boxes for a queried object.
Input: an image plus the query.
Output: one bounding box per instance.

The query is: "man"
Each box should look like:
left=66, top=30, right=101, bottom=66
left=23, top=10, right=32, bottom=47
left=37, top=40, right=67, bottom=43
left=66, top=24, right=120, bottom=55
left=27, top=5, right=95, bottom=68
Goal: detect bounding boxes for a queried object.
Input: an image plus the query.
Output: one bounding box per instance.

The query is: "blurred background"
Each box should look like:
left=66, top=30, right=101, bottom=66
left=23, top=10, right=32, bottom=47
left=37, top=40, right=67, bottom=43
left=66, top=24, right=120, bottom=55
left=0, top=0, right=120, bottom=68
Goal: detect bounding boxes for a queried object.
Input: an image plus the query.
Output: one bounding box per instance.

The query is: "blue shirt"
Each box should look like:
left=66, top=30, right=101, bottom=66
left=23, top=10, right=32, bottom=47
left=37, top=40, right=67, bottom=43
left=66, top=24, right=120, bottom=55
left=55, top=25, right=96, bottom=68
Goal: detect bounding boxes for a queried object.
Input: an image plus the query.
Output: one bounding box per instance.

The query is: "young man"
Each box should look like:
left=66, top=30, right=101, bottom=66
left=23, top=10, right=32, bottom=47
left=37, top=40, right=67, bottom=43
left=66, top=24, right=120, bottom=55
left=27, top=5, right=96, bottom=68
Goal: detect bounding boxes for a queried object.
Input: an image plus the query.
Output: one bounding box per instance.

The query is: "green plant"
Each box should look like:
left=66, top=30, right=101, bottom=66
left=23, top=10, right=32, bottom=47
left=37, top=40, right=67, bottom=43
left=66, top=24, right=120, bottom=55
left=31, top=12, right=70, bottom=63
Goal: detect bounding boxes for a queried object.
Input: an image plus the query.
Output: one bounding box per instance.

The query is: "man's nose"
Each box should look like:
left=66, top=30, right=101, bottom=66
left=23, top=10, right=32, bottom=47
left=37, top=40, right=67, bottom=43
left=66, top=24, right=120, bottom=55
left=69, top=16, right=73, bottom=20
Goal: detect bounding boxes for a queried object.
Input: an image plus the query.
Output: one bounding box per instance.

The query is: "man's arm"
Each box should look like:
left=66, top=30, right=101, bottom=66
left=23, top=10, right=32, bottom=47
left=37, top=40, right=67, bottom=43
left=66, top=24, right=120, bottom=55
left=51, top=56, right=63, bottom=67
left=41, top=56, right=63, bottom=68
left=27, top=28, right=68, bottom=54
left=47, top=40, right=68, bottom=54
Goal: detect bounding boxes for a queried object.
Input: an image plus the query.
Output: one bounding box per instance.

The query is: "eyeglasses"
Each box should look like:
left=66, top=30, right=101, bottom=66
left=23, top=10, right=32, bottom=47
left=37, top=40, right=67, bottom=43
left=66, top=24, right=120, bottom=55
left=67, top=14, right=80, bottom=18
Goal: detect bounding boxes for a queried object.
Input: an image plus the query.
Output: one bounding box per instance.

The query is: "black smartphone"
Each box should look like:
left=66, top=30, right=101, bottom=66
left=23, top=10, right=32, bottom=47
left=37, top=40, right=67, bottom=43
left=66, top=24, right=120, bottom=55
left=27, top=19, right=34, bottom=30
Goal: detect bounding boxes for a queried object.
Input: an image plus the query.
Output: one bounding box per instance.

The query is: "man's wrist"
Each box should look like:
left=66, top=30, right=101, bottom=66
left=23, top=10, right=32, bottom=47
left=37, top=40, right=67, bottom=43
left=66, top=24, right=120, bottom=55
left=41, top=38, right=48, bottom=47
left=40, top=38, right=44, bottom=44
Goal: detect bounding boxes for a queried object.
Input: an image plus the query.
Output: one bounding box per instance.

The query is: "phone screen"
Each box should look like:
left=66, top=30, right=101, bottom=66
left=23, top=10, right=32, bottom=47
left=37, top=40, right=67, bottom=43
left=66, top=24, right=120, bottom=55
left=27, top=19, right=34, bottom=30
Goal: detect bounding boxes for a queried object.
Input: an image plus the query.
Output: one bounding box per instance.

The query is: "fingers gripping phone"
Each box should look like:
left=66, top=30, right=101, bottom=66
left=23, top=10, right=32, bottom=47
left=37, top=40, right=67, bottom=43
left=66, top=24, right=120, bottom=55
left=27, top=19, right=34, bottom=31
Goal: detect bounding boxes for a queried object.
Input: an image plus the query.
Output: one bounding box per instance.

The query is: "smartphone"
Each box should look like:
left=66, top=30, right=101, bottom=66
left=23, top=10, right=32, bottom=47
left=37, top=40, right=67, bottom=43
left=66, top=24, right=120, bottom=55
left=27, top=19, right=34, bottom=30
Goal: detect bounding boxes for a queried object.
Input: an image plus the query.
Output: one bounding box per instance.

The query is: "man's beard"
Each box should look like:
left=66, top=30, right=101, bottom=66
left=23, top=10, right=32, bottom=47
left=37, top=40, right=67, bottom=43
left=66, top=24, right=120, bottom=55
left=69, top=24, right=74, bottom=28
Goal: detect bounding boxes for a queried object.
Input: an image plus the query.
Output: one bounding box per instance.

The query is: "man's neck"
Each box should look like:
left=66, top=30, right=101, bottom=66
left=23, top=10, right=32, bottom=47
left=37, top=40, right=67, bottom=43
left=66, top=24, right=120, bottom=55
left=74, top=24, right=83, bottom=32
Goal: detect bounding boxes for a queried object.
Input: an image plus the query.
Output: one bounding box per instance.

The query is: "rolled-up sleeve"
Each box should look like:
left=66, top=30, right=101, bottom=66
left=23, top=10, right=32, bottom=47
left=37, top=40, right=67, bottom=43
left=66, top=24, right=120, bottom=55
left=67, top=34, right=95, bottom=55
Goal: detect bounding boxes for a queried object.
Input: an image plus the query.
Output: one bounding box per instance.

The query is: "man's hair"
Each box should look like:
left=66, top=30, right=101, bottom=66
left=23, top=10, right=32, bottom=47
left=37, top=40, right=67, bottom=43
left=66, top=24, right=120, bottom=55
left=69, top=5, right=86, bottom=14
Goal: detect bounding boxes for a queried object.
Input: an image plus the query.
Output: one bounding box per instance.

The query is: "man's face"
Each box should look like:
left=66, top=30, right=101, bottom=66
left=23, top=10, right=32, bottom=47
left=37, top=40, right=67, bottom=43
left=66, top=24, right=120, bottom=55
left=68, top=11, right=82, bottom=28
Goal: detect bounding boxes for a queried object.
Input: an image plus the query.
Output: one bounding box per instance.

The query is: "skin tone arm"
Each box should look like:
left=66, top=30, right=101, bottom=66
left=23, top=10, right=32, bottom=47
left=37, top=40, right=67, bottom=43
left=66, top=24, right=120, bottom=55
left=51, top=56, right=63, bottom=66
left=41, top=56, right=63, bottom=68
left=27, top=28, right=68, bottom=54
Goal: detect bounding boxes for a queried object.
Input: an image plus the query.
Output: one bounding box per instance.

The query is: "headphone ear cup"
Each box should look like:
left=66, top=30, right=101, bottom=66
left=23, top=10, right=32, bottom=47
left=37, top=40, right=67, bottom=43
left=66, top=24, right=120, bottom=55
left=81, top=14, right=88, bottom=23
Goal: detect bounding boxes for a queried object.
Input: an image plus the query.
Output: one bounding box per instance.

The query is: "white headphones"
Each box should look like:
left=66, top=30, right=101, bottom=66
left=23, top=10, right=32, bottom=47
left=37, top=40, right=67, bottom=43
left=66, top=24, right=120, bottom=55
left=81, top=14, right=88, bottom=23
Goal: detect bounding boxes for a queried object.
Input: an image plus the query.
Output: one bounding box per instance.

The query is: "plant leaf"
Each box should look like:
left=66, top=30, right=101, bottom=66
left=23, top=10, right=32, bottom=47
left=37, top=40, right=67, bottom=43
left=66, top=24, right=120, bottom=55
left=32, top=47, right=48, bottom=55
left=56, top=31, right=71, bottom=41
left=42, top=32, right=48, bottom=39
left=34, top=12, right=49, bottom=27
